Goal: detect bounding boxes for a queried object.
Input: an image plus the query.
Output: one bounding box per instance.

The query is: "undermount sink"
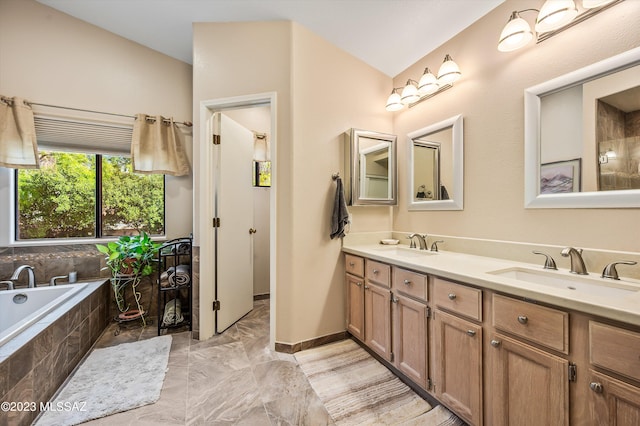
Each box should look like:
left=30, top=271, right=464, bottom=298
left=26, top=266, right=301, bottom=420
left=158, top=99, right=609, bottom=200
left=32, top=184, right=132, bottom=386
left=488, top=267, right=640, bottom=298
left=373, top=246, right=436, bottom=258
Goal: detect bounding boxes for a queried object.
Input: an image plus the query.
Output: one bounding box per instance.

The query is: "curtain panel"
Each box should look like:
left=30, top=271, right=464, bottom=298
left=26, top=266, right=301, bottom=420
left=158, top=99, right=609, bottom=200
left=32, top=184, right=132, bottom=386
left=0, top=96, right=39, bottom=169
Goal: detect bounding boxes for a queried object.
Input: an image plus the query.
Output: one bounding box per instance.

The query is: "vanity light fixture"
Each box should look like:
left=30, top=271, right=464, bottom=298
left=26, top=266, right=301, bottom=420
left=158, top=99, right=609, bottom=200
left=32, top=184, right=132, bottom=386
left=497, top=0, right=622, bottom=52
left=385, top=54, right=462, bottom=111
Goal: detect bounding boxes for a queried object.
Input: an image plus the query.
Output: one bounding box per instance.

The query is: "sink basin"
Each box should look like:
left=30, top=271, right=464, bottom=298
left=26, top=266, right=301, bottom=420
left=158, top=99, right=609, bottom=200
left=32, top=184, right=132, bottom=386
left=488, top=267, right=640, bottom=298
left=372, top=246, right=436, bottom=258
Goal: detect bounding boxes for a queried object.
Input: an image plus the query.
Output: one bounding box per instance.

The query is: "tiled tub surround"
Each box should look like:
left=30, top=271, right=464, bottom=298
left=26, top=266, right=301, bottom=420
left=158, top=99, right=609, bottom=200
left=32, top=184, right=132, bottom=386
left=0, top=280, right=110, bottom=426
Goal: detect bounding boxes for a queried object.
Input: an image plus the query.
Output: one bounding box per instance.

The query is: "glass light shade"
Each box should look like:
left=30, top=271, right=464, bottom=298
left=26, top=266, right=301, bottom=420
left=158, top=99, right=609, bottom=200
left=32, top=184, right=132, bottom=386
left=535, top=0, right=578, bottom=33
left=437, top=55, right=461, bottom=85
left=400, top=81, right=420, bottom=105
left=417, top=68, right=439, bottom=95
left=498, top=13, right=534, bottom=52
left=582, top=0, right=615, bottom=8
left=385, top=90, right=403, bottom=111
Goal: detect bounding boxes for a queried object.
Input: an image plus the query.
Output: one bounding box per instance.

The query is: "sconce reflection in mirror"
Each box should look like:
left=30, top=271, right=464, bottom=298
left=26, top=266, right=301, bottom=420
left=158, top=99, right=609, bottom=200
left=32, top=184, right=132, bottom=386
left=498, top=0, right=622, bottom=52
left=386, top=54, right=461, bottom=112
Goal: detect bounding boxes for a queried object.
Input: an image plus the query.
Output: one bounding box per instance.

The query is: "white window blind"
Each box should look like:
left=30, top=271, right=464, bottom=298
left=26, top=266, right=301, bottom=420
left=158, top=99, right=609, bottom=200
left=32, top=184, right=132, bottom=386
left=34, top=114, right=133, bottom=155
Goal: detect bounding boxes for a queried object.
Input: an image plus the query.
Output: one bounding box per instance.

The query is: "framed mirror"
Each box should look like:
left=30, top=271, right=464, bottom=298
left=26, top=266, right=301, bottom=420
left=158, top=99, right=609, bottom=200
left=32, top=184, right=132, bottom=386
left=407, top=114, right=463, bottom=210
left=344, top=129, right=397, bottom=206
left=524, top=46, right=640, bottom=208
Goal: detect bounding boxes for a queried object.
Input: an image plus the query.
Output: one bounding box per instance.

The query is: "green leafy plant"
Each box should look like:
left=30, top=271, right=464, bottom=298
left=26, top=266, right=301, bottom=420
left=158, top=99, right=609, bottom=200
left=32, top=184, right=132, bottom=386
left=96, top=231, right=162, bottom=319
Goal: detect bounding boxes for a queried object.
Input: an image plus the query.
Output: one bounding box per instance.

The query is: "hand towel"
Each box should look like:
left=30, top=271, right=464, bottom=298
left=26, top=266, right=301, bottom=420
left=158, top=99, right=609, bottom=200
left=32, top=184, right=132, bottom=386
left=330, top=177, right=350, bottom=239
left=160, top=264, right=191, bottom=288
left=162, top=298, right=183, bottom=326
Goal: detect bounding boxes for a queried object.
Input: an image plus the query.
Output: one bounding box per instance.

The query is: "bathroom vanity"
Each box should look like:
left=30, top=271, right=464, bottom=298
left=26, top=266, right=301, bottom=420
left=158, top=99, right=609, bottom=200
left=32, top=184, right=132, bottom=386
left=343, top=243, right=640, bottom=426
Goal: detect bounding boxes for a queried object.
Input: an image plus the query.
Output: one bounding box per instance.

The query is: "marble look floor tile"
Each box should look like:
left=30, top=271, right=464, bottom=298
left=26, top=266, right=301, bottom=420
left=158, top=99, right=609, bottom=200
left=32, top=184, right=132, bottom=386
left=265, top=388, right=334, bottom=426
left=188, top=341, right=251, bottom=380
left=252, top=359, right=313, bottom=404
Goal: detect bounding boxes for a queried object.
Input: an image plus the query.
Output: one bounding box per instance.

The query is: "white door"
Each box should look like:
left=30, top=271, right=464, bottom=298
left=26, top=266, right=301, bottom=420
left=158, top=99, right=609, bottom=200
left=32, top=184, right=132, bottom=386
left=213, top=112, right=255, bottom=332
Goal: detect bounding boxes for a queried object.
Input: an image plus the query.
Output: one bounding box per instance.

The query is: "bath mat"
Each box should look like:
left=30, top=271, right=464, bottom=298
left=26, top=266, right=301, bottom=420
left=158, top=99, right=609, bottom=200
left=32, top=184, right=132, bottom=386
left=295, top=339, right=464, bottom=426
left=35, top=335, right=172, bottom=426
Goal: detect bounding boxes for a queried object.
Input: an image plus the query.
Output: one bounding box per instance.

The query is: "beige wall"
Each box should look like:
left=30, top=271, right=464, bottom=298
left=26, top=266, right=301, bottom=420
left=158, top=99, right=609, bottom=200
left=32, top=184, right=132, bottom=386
left=392, top=0, right=640, bottom=253
left=0, top=0, right=194, bottom=240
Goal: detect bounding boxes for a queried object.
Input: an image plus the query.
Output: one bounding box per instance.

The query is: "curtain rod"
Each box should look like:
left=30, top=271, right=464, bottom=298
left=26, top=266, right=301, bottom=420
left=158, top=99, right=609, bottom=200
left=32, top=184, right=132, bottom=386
left=27, top=101, right=193, bottom=127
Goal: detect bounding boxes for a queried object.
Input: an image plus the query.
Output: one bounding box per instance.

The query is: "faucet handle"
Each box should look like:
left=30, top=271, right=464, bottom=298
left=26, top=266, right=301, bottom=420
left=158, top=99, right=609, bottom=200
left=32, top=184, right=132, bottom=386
left=532, top=251, right=558, bottom=270
left=601, top=261, right=637, bottom=280
left=430, top=240, right=444, bottom=252
left=407, top=235, right=416, bottom=249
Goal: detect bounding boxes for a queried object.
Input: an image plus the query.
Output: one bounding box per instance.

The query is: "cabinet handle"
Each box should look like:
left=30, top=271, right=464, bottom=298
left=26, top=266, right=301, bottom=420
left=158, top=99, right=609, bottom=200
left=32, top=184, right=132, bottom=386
left=448, top=293, right=457, bottom=300
left=349, top=262, right=355, bottom=267
left=517, top=315, right=528, bottom=324
left=589, top=382, right=603, bottom=394
left=356, top=282, right=362, bottom=287
left=490, top=339, right=501, bottom=348
left=466, top=330, right=476, bottom=337
left=403, top=279, right=411, bottom=285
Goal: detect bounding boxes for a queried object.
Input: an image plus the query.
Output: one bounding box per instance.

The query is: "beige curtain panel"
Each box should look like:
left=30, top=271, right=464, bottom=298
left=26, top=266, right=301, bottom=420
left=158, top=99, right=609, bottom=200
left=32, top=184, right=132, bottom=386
left=131, top=114, right=190, bottom=176
left=0, top=96, right=39, bottom=169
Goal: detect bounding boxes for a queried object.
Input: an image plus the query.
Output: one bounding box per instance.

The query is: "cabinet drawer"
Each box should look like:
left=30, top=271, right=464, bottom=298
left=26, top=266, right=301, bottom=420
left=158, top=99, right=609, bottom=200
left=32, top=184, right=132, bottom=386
left=433, top=278, right=482, bottom=321
left=345, top=254, right=364, bottom=277
left=590, top=321, right=640, bottom=383
left=492, top=294, right=569, bottom=354
left=366, top=259, right=390, bottom=287
left=392, top=267, right=427, bottom=301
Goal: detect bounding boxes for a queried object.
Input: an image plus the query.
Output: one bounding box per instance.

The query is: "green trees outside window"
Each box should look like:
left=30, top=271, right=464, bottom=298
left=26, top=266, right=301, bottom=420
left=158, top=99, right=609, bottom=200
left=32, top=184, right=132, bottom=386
left=17, top=151, right=164, bottom=240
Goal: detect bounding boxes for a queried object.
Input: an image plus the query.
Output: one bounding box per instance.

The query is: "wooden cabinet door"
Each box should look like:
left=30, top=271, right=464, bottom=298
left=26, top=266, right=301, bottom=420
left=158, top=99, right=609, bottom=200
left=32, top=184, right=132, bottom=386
left=434, top=310, right=483, bottom=426
left=586, top=370, right=640, bottom=426
left=365, top=282, right=392, bottom=361
left=346, top=273, right=365, bottom=341
left=392, top=293, right=428, bottom=389
left=490, top=333, right=569, bottom=426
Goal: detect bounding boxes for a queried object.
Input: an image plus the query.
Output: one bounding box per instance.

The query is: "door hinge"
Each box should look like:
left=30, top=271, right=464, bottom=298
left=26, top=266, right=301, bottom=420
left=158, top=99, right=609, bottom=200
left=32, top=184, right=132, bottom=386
left=568, top=363, right=577, bottom=382
left=390, top=352, right=394, bottom=362
left=426, top=306, right=431, bottom=319
left=212, top=134, right=221, bottom=145
left=212, top=217, right=221, bottom=228
left=427, top=378, right=433, bottom=391
left=213, top=300, right=221, bottom=311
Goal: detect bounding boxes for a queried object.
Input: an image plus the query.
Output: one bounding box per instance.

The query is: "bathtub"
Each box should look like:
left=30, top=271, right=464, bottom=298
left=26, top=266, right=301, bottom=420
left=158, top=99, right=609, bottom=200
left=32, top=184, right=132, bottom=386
left=0, top=283, right=88, bottom=347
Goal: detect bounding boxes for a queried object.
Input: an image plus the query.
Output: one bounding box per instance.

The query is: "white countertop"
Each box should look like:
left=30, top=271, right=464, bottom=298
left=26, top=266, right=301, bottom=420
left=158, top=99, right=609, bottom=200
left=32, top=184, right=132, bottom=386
left=343, top=243, right=640, bottom=327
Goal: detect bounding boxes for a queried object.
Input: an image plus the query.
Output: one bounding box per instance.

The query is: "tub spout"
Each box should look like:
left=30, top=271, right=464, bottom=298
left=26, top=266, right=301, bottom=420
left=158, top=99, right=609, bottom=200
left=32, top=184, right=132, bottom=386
left=0, top=280, right=14, bottom=290
left=10, top=265, right=36, bottom=288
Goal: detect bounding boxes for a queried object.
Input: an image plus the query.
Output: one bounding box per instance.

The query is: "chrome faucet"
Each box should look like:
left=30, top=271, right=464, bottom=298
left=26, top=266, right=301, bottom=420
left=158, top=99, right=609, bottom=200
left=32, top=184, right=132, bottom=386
left=11, top=265, right=36, bottom=288
left=408, top=233, right=428, bottom=250
left=601, top=261, right=637, bottom=280
left=560, top=247, right=588, bottom=275
left=0, top=280, right=14, bottom=290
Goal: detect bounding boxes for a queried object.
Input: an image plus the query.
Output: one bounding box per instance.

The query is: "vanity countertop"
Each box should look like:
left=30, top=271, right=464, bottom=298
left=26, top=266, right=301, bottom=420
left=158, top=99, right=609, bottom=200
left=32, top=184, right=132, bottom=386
left=342, top=243, right=640, bottom=327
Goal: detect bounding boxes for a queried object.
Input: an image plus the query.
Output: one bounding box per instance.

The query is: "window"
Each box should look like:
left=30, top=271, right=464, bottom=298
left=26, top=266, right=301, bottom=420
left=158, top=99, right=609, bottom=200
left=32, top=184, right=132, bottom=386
left=16, top=151, right=164, bottom=240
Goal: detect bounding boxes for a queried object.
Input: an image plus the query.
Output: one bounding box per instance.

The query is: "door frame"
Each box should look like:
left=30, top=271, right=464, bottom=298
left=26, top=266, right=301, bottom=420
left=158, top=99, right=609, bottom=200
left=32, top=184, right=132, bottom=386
left=198, top=92, right=277, bottom=350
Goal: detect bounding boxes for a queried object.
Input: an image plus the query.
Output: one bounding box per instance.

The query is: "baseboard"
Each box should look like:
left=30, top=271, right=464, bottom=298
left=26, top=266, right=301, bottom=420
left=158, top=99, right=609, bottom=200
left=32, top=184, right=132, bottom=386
left=275, top=331, right=347, bottom=354
left=253, top=293, right=270, bottom=301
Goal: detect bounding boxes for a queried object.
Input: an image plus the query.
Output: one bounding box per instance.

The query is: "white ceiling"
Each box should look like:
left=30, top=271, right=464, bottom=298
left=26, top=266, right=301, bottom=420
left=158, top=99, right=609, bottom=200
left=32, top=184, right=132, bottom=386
left=36, top=0, right=504, bottom=77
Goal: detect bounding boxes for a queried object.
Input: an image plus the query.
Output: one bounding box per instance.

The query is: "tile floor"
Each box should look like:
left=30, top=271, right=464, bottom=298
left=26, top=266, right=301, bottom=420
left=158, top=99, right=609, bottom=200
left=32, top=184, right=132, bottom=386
left=83, top=299, right=334, bottom=425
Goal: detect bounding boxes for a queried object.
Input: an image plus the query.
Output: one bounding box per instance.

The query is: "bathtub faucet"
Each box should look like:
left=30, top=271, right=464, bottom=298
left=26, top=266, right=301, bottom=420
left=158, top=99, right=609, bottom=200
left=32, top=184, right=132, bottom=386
left=10, top=265, right=36, bottom=288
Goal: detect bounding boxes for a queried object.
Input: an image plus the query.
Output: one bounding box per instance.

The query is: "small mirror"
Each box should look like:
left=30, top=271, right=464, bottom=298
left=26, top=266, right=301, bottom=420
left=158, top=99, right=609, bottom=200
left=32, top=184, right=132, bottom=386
left=525, top=46, right=640, bottom=208
left=344, top=129, right=397, bottom=205
left=408, top=115, right=463, bottom=210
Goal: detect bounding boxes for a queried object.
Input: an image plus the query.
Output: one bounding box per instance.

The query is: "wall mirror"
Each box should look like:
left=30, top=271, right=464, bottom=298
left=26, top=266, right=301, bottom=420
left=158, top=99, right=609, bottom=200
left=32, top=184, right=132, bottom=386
left=407, top=114, right=463, bottom=210
left=344, top=128, right=397, bottom=206
left=524, top=46, right=640, bottom=208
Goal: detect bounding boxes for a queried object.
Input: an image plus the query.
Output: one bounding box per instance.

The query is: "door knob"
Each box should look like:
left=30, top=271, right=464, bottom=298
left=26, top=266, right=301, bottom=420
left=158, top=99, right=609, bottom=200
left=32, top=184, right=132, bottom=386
left=249, top=228, right=257, bottom=234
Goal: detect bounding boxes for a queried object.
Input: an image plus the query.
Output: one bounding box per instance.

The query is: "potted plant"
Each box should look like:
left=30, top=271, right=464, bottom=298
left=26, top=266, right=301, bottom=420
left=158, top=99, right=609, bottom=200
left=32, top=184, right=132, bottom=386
left=96, top=231, right=162, bottom=324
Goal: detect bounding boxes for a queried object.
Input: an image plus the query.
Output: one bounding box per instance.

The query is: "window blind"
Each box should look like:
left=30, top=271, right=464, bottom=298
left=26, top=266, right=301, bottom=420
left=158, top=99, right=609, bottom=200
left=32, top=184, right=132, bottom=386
left=34, top=115, right=133, bottom=155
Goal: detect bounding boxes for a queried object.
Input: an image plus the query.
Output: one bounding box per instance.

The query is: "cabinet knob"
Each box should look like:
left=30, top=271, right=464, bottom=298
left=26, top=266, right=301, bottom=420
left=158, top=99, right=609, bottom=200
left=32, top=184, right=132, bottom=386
left=356, top=282, right=362, bottom=287
left=490, top=339, right=501, bottom=348
left=349, top=262, right=355, bottom=267
left=448, top=293, right=457, bottom=300
left=392, top=297, right=399, bottom=304
left=373, top=269, right=379, bottom=274
left=403, top=279, right=411, bottom=285
left=517, top=315, right=528, bottom=325
left=466, top=330, right=476, bottom=337
left=589, top=382, right=603, bottom=394
left=364, top=285, right=369, bottom=290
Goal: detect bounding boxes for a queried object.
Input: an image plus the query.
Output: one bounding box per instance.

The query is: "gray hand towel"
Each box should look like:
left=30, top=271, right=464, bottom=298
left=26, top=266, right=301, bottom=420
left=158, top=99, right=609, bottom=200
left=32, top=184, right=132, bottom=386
left=330, top=177, right=349, bottom=239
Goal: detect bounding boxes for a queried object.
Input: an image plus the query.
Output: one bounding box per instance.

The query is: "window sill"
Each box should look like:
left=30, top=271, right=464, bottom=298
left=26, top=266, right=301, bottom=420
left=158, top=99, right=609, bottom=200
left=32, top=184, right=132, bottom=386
left=8, top=236, right=168, bottom=248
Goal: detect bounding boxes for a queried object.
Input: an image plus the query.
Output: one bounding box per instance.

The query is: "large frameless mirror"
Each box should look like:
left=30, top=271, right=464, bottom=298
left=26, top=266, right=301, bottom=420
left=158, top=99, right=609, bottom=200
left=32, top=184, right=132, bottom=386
left=407, top=114, right=463, bottom=210
left=344, top=129, right=397, bottom=206
left=524, top=46, right=640, bottom=208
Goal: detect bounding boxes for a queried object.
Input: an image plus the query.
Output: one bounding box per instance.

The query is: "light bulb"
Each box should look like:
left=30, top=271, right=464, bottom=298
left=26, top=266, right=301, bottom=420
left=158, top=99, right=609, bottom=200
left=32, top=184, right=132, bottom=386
left=417, top=68, right=439, bottom=95
left=535, top=0, right=578, bottom=33
left=498, top=12, right=534, bottom=52
left=400, top=80, right=420, bottom=105
left=437, top=55, right=461, bottom=85
left=385, top=90, right=403, bottom=112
